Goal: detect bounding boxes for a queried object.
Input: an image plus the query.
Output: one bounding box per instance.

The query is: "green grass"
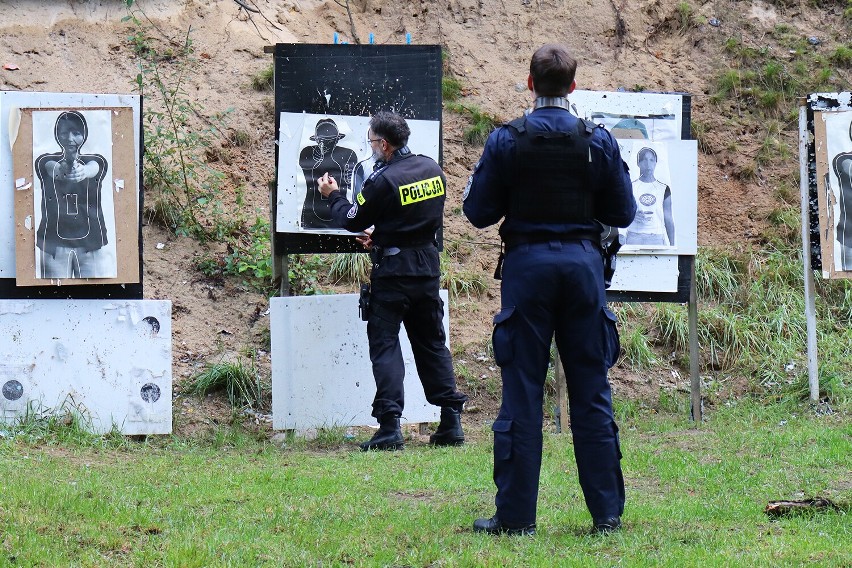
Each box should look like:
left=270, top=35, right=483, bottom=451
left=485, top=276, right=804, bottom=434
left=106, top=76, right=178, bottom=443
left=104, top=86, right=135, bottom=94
left=445, top=102, right=501, bottom=146
left=0, top=400, right=849, bottom=565
left=442, top=75, right=463, bottom=102
left=328, top=252, right=371, bottom=284
left=251, top=64, right=274, bottom=91
left=185, top=358, right=267, bottom=409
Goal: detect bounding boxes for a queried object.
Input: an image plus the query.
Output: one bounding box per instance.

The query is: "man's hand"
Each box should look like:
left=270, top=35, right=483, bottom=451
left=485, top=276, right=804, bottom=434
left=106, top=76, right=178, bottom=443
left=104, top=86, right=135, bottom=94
left=317, top=172, right=339, bottom=197
left=356, top=227, right=374, bottom=250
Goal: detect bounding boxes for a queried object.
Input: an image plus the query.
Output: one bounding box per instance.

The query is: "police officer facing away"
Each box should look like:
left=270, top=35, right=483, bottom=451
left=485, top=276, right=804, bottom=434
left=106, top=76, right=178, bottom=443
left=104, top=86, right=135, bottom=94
left=463, top=44, right=636, bottom=535
left=317, top=111, right=468, bottom=451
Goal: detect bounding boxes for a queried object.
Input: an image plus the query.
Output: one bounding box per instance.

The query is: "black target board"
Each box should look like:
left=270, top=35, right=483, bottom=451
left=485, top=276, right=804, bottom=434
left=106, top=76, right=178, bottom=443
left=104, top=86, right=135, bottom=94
left=273, top=43, right=443, bottom=255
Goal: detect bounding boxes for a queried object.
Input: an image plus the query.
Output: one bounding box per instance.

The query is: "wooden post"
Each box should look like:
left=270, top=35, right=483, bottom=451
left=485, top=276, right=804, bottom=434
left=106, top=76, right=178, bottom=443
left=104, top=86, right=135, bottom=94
left=554, top=351, right=570, bottom=434
left=689, top=257, right=702, bottom=422
left=270, top=185, right=289, bottom=297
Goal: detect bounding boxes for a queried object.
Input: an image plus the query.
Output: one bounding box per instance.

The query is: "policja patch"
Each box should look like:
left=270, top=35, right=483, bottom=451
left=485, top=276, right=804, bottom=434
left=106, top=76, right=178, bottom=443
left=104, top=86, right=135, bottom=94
left=397, top=176, right=445, bottom=205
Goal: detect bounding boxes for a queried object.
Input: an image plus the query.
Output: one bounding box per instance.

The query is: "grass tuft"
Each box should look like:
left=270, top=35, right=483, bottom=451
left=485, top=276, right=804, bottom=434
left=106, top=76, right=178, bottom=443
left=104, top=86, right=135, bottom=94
left=186, top=358, right=267, bottom=409
left=251, top=64, right=274, bottom=91
left=445, top=102, right=501, bottom=146
left=329, top=252, right=371, bottom=284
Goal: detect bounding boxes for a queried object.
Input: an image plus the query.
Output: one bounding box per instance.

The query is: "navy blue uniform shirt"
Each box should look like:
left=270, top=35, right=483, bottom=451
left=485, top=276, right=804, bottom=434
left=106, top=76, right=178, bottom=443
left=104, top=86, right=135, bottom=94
left=326, top=148, right=445, bottom=278
left=463, top=106, right=636, bottom=237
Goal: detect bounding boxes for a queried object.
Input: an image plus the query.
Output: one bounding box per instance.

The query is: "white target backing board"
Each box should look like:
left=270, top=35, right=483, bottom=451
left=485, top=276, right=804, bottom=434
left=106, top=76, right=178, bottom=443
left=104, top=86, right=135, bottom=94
left=0, top=299, right=171, bottom=434
left=271, top=292, right=445, bottom=430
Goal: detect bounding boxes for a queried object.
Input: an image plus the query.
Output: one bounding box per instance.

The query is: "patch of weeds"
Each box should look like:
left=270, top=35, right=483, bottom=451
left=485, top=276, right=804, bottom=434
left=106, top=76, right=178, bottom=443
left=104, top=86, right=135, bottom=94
left=186, top=357, right=267, bottom=409
left=329, top=252, right=371, bottom=284
left=455, top=363, right=479, bottom=396
left=657, top=388, right=688, bottom=414
left=620, top=323, right=657, bottom=369
left=445, top=102, right=501, bottom=146
left=651, top=303, right=689, bottom=354
left=442, top=76, right=463, bottom=102
left=5, top=399, right=133, bottom=448
left=695, top=247, right=745, bottom=305
left=733, top=163, right=757, bottom=181
left=288, top=254, right=326, bottom=295
left=780, top=371, right=850, bottom=406
left=312, top=426, right=354, bottom=449
left=713, top=29, right=845, bottom=119
left=124, top=4, right=233, bottom=240
left=773, top=178, right=799, bottom=206
left=831, top=45, right=852, bottom=67
left=223, top=216, right=274, bottom=290
left=196, top=216, right=274, bottom=292
left=756, top=121, right=789, bottom=167
left=251, top=64, right=274, bottom=91
left=440, top=251, right=488, bottom=299
left=765, top=205, right=800, bottom=243
left=229, top=129, right=253, bottom=148
left=676, top=2, right=694, bottom=32
left=205, top=416, right=271, bottom=450
left=691, top=120, right=713, bottom=154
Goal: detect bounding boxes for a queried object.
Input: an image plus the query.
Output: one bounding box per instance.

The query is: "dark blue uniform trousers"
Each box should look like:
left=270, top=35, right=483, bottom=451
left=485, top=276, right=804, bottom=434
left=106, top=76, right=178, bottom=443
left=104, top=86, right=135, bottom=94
left=491, top=240, right=625, bottom=525
left=367, top=276, right=466, bottom=420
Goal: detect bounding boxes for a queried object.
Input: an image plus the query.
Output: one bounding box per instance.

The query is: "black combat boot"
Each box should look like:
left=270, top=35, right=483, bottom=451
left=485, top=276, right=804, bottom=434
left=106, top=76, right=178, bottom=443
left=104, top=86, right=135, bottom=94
left=429, top=407, right=464, bottom=446
left=359, top=414, right=404, bottom=451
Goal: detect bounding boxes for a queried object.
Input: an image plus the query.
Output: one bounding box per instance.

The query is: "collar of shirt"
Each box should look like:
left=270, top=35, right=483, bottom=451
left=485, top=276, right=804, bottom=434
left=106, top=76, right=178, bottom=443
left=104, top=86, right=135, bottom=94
left=533, top=96, right=572, bottom=111
left=374, top=145, right=412, bottom=170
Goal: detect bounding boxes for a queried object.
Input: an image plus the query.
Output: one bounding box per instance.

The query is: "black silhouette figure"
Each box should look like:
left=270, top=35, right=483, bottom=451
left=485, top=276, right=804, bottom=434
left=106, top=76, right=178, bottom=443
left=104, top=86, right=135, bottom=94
left=833, top=151, right=852, bottom=270
left=34, top=111, right=110, bottom=278
left=299, top=118, right=358, bottom=229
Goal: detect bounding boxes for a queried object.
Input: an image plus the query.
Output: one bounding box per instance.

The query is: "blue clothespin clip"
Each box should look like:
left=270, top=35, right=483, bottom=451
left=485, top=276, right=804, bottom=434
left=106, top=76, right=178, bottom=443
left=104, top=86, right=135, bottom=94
left=369, top=33, right=374, bottom=44
left=334, top=33, right=339, bottom=44
left=405, top=33, right=411, bottom=44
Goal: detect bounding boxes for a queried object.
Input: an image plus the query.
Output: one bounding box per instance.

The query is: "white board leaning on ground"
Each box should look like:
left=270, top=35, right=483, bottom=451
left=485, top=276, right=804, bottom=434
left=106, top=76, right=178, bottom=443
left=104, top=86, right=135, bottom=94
left=270, top=292, right=446, bottom=430
left=0, top=91, right=140, bottom=278
left=0, top=300, right=172, bottom=435
left=275, top=112, right=440, bottom=236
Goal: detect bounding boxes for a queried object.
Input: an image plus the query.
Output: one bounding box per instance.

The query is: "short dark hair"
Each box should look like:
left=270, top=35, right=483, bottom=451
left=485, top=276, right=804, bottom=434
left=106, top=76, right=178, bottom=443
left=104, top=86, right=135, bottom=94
left=637, top=147, right=657, bottom=163
left=529, top=44, right=577, bottom=97
left=55, top=111, right=88, bottom=142
left=369, top=111, right=410, bottom=148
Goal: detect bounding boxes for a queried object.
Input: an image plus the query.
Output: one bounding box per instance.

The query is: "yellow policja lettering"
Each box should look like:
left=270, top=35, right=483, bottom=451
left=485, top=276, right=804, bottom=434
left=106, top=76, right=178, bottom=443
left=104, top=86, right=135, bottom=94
left=398, top=176, right=444, bottom=205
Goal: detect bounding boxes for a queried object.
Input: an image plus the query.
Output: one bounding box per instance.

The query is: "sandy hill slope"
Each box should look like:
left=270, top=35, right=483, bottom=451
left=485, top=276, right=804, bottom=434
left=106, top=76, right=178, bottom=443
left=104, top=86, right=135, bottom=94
left=1, top=0, right=850, bottom=431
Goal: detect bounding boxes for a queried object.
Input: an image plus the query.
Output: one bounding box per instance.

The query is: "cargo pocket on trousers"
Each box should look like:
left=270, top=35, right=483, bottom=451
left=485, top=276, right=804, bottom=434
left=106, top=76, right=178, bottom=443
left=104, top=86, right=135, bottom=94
left=370, top=299, right=405, bottom=333
left=603, top=307, right=621, bottom=369
left=492, top=419, right=513, bottom=461
left=492, top=307, right=516, bottom=368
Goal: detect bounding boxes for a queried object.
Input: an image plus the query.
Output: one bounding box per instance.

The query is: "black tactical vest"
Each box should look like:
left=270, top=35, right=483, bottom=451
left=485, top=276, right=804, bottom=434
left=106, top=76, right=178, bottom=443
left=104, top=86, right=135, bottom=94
left=505, top=116, right=596, bottom=224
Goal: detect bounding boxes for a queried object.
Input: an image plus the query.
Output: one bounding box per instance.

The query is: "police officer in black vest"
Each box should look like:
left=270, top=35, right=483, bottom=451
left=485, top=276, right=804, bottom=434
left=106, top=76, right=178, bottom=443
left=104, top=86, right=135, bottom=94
left=464, top=44, right=637, bottom=535
left=318, top=111, right=468, bottom=451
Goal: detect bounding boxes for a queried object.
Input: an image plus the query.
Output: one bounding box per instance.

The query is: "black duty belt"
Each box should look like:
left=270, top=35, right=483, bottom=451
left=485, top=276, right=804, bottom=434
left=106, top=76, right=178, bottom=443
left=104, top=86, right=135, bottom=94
left=502, top=232, right=600, bottom=248
left=373, top=243, right=435, bottom=257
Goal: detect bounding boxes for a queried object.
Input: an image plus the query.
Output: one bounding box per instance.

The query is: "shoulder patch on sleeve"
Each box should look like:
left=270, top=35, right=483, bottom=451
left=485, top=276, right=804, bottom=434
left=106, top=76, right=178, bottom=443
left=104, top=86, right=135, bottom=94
left=346, top=203, right=358, bottom=219
left=463, top=160, right=481, bottom=201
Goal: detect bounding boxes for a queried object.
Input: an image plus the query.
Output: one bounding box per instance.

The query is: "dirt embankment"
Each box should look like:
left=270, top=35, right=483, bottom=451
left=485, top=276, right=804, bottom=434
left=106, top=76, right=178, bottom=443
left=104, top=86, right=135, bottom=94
left=1, top=0, right=849, bottom=432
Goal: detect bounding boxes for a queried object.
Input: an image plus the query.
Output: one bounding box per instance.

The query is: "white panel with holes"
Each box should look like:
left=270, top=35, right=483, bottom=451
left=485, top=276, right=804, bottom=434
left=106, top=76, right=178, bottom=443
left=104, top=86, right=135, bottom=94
left=271, top=293, right=444, bottom=430
left=0, top=299, right=171, bottom=434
